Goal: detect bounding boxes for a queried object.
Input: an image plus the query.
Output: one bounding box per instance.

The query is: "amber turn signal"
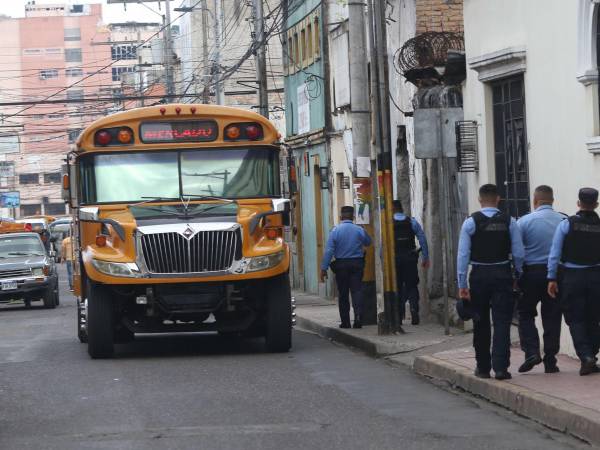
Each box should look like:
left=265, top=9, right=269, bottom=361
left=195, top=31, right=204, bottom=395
left=265, top=228, right=280, bottom=240
left=226, top=126, right=241, bottom=140
left=117, top=128, right=133, bottom=144
left=95, top=235, right=107, bottom=247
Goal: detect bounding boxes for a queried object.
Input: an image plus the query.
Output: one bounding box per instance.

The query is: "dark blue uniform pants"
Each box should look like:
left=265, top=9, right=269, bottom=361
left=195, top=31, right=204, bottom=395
left=470, top=264, right=514, bottom=373
left=560, top=268, right=600, bottom=362
left=334, top=258, right=365, bottom=324
left=518, top=266, right=561, bottom=365
left=395, top=252, right=420, bottom=317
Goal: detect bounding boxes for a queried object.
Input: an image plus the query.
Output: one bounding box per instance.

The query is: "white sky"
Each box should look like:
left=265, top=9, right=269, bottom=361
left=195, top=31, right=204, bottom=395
left=0, top=0, right=179, bottom=24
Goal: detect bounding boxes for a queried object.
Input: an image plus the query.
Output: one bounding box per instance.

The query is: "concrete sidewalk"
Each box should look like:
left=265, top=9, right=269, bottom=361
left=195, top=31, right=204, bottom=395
left=294, top=290, right=600, bottom=446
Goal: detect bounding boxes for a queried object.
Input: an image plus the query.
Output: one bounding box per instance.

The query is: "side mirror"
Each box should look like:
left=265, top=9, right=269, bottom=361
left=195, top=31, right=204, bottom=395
left=49, top=250, right=56, bottom=259
left=49, top=236, right=57, bottom=243
left=61, top=173, right=70, bottom=202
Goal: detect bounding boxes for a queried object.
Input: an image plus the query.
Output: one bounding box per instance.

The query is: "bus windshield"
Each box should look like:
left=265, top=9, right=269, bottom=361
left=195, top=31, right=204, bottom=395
left=80, top=148, right=280, bottom=203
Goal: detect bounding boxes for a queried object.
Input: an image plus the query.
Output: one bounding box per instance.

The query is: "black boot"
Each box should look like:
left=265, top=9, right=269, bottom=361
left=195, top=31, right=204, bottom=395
left=411, top=311, right=420, bottom=325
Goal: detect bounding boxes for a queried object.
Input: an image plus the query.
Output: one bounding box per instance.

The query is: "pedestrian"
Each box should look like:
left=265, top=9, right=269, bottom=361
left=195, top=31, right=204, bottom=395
left=457, top=184, right=524, bottom=380
left=548, top=188, right=600, bottom=376
left=61, top=234, right=74, bottom=291
left=392, top=200, right=430, bottom=325
left=516, top=185, right=565, bottom=374
left=321, top=206, right=372, bottom=329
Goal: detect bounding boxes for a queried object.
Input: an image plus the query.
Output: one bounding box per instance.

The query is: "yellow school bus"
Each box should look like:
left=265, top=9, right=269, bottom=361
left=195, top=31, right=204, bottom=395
left=63, top=104, right=292, bottom=358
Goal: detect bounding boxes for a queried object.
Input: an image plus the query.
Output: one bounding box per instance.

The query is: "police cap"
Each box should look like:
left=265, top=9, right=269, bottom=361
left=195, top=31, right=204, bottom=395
left=579, top=187, right=599, bottom=205
left=456, top=299, right=479, bottom=322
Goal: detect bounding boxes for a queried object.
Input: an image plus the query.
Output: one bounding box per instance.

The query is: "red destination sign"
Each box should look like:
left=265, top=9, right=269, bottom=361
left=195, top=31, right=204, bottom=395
left=140, top=121, right=218, bottom=143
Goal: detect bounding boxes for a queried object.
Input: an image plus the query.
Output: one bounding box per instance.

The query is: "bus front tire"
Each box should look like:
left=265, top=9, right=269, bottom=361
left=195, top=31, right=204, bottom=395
left=264, top=273, right=292, bottom=353
left=86, top=282, right=114, bottom=359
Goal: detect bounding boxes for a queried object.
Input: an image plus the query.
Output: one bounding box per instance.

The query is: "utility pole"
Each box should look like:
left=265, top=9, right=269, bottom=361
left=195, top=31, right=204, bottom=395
left=201, top=0, right=210, bottom=104
left=163, top=0, right=175, bottom=101
left=137, top=29, right=145, bottom=107
left=368, top=0, right=399, bottom=334
left=213, top=0, right=225, bottom=105
left=253, top=0, right=269, bottom=118
left=348, top=0, right=379, bottom=326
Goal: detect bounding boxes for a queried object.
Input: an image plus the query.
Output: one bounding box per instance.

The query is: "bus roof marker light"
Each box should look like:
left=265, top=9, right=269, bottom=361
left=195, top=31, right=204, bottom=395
left=226, top=126, right=241, bottom=140
left=245, top=125, right=261, bottom=140
left=190, top=107, right=197, bottom=114
left=117, top=128, right=133, bottom=144
left=175, top=107, right=182, bottom=115
left=95, top=130, right=111, bottom=146
left=160, top=107, right=166, bottom=115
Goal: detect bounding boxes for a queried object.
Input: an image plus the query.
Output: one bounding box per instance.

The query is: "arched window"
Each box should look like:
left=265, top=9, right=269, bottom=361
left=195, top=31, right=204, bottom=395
left=577, top=0, right=600, bottom=85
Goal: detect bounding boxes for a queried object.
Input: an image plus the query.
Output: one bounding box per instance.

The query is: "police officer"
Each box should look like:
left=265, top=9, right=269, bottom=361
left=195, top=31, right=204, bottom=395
left=516, top=185, right=564, bottom=374
left=392, top=200, right=430, bottom=325
left=457, top=184, right=524, bottom=380
left=548, top=188, right=600, bottom=376
left=321, top=206, right=372, bottom=329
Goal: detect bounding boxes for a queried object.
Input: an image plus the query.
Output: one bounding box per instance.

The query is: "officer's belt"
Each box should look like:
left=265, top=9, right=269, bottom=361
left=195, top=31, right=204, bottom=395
left=523, top=264, right=547, bottom=272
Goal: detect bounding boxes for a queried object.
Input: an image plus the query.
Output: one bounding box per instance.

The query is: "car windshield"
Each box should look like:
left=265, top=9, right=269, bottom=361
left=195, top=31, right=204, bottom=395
left=0, top=236, right=45, bottom=258
left=80, top=148, right=280, bottom=203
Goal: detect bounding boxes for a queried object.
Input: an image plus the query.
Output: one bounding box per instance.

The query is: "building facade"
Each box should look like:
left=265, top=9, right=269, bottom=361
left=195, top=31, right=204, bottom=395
left=461, top=0, right=600, bottom=355
left=283, top=0, right=332, bottom=296
left=177, top=0, right=285, bottom=132
left=0, top=2, right=112, bottom=217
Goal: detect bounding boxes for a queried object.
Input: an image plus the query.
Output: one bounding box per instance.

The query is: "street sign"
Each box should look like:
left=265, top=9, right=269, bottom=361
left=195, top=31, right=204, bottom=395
left=0, top=191, right=20, bottom=208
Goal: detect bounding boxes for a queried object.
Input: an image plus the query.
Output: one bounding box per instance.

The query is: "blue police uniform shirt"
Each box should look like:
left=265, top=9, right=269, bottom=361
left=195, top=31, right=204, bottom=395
left=320, top=220, right=372, bottom=271
left=517, top=205, right=566, bottom=266
left=456, top=207, right=524, bottom=289
left=393, top=213, right=430, bottom=261
left=547, top=218, right=600, bottom=280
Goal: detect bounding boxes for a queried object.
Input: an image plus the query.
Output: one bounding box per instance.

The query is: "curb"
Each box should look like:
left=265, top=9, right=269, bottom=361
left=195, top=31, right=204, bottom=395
left=295, top=315, right=382, bottom=357
left=414, top=355, right=600, bottom=446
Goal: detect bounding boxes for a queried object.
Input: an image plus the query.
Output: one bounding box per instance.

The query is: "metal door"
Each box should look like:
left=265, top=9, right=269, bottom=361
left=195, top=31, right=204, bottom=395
left=492, top=76, right=530, bottom=218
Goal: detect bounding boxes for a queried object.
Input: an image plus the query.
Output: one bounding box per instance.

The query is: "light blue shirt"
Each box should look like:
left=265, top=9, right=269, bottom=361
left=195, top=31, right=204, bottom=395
left=321, top=220, right=372, bottom=271
left=456, top=207, right=524, bottom=289
left=393, top=213, right=429, bottom=261
left=547, top=217, right=600, bottom=279
left=517, top=205, right=566, bottom=266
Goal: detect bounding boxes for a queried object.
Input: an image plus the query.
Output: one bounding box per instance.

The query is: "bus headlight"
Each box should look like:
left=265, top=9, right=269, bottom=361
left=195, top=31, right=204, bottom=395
left=92, top=259, right=140, bottom=277
left=247, top=251, right=285, bottom=272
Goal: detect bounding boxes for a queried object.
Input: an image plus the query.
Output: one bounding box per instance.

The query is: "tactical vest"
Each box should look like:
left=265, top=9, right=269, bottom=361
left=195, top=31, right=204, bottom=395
left=470, top=211, right=511, bottom=263
left=562, top=211, right=600, bottom=265
left=394, top=217, right=416, bottom=254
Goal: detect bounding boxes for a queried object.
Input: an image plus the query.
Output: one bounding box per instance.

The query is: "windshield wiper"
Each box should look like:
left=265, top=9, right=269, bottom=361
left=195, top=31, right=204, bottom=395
left=133, top=196, right=181, bottom=207
left=8, top=252, right=37, bottom=256
left=183, top=203, right=236, bottom=217
left=180, top=194, right=236, bottom=204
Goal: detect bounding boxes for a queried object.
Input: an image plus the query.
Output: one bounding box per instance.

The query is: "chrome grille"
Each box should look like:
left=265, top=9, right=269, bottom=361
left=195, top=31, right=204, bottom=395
left=0, top=268, right=32, bottom=279
left=140, top=229, right=241, bottom=274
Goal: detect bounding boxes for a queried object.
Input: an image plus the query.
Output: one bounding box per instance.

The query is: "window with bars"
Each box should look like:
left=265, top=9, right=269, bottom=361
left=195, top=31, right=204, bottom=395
left=46, top=203, right=66, bottom=215
left=64, top=27, right=81, bottom=41
left=39, top=69, right=58, bottom=80
left=66, top=89, right=84, bottom=100
left=44, top=173, right=62, bottom=184
left=65, top=48, right=82, bottom=62
left=111, top=66, right=135, bottom=82
left=68, top=129, right=82, bottom=143
left=19, top=173, right=39, bottom=185
left=65, top=68, right=83, bottom=77
left=21, top=204, right=41, bottom=216
left=111, top=45, right=137, bottom=60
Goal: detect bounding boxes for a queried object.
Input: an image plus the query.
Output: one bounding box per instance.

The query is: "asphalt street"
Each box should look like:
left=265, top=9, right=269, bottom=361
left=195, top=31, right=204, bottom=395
left=0, top=266, right=589, bottom=450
